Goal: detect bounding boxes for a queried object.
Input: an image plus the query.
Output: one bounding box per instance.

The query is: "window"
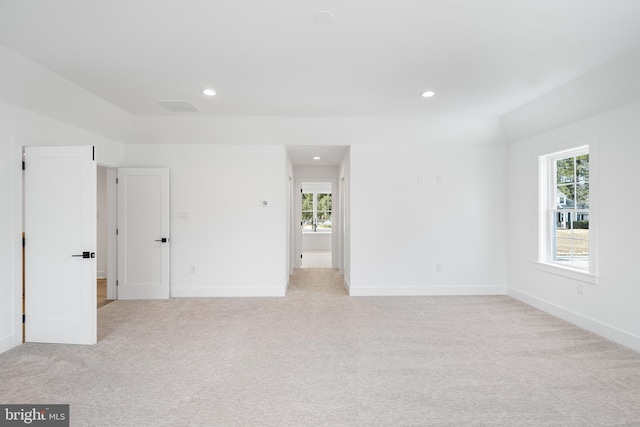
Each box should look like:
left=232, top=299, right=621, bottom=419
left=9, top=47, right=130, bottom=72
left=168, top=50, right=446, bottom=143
left=539, top=143, right=596, bottom=281
left=302, top=192, right=332, bottom=232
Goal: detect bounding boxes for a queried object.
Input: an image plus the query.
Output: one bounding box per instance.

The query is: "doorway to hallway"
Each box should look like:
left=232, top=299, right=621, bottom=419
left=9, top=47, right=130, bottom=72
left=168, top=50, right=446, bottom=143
left=301, top=182, right=332, bottom=268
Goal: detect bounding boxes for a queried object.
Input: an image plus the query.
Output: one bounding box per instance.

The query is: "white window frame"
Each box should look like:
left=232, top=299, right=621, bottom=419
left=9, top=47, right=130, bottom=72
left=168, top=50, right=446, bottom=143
left=536, top=137, right=599, bottom=285
left=302, top=191, right=332, bottom=233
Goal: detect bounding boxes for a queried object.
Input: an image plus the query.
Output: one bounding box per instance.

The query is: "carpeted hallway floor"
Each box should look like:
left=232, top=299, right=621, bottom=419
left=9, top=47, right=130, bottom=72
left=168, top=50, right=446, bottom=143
left=1, top=269, right=640, bottom=426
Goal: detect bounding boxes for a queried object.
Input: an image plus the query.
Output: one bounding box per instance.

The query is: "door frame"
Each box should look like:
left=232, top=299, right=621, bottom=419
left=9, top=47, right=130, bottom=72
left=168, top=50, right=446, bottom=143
left=293, top=177, right=339, bottom=269
left=117, top=167, right=170, bottom=300
left=103, top=166, right=118, bottom=300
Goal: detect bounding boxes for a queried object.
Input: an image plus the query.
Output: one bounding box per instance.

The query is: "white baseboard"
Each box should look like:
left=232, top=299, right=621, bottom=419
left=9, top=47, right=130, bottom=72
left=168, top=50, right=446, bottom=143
left=171, top=286, right=286, bottom=298
left=349, top=285, right=507, bottom=297
left=0, top=333, right=18, bottom=355
left=508, top=288, right=640, bottom=352
left=343, top=277, right=351, bottom=294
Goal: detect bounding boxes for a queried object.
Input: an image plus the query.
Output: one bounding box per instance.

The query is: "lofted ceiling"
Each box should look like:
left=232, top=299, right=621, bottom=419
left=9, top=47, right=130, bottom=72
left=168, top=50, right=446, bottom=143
left=1, top=0, right=640, bottom=121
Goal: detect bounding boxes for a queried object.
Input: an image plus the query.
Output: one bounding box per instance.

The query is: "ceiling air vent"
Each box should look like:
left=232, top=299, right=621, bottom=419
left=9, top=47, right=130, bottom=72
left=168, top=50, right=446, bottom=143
left=156, top=100, right=200, bottom=113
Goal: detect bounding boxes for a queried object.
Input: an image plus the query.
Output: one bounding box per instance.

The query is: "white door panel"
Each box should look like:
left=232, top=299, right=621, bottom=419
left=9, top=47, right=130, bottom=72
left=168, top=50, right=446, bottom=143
left=117, top=168, right=170, bottom=299
left=25, top=146, right=96, bottom=345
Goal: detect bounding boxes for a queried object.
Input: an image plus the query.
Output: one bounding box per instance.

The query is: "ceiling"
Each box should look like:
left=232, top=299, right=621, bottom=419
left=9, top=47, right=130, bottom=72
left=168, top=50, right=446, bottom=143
left=286, top=145, right=349, bottom=166
left=1, top=0, right=640, bottom=121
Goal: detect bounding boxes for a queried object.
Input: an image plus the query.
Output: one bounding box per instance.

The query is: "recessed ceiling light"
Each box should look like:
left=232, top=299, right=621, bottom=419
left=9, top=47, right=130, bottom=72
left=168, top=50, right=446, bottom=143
left=201, top=88, right=216, bottom=96
left=313, top=156, right=321, bottom=160
left=314, top=10, right=333, bottom=23
left=421, top=90, right=435, bottom=98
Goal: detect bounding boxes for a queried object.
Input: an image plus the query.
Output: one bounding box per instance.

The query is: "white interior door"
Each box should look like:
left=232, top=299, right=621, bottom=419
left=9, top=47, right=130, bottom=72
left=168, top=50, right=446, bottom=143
left=117, top=168, right=170, bottom=299
left=25, top=145, right=97, bottom=345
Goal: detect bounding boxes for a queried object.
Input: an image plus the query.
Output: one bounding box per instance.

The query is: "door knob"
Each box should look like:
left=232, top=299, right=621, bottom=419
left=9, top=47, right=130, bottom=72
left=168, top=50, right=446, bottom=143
left=155, top=238, right=169, bottom=243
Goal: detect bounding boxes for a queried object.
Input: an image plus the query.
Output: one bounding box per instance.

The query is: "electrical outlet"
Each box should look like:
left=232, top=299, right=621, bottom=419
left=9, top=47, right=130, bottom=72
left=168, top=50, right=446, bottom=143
left=577, top=283, right=584, bottom=295
left=189, top=265, right=196, bottom=274
left=436, top=175, right=442, bottom=184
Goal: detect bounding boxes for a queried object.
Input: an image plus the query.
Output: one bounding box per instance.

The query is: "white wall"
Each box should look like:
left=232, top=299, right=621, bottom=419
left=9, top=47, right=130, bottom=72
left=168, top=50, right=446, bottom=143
left=121, top=144, right=289, bottom=297
left=501, top=47, right=640, bottom=144
left=127, top=115, right=505, bottom=146
left=0, top=100, right=123, bottom=354
left=507, top=99, right=640, bottom=351
left=302, top=233, right=331, bottom=251
left=349, top=144, right=508, bottom=296
left=0, top=46, right=131, bottom=142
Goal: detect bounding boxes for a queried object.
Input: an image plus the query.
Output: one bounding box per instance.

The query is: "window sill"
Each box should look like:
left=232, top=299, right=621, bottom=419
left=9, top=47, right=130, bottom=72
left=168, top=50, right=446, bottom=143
left=302, top=231, right=332, bottom=234
left=534, top=262, right=599, bottom=285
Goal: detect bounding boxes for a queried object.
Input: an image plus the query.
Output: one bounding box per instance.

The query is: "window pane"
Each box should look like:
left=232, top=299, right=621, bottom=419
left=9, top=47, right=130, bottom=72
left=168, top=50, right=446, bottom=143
left=556, top=158, right=575, bottom=184
left=317, top=193, right=332, bottom=211
left=554, top=211, right=571, bottom=230
left=544, top=149, right=590, bottom=271
left=556, top=184, right=575, bottom=209
left=302, top=193, right=313, bottom=211
left=317, top=213, right=332, bottom=230
left=302, top=211, right=313, bottom=230
left=576, top=182, right=589, bottom=209
left=576, top=154, right=589, bottom=182
left=554, top=235, right=572, bottom=262
left=573, top=228, right=589, bottom=270
left=552, top=214, right=589, bottom=270
left=573, top=211, right=589, bottom=228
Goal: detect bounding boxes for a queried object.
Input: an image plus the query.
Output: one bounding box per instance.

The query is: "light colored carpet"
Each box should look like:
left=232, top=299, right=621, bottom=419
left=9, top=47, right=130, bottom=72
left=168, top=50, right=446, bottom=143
left=1, top=269, right=640, bottom=426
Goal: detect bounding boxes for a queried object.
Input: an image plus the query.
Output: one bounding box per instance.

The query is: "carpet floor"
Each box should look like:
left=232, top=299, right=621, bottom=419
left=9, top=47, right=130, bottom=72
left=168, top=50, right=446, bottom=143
left=1, top=269, right=640, bottom=426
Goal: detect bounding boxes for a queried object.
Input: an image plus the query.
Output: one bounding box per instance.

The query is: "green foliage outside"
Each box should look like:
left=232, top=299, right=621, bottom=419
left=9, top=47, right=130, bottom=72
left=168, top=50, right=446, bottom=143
left=572, top=220, right=589, bottom=229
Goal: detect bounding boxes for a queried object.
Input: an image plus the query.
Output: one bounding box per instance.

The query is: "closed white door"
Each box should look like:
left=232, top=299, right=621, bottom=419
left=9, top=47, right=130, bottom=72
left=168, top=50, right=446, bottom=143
left=25, top=146, right=97, bottom=345
left=117, top=168, right=170, bottom=299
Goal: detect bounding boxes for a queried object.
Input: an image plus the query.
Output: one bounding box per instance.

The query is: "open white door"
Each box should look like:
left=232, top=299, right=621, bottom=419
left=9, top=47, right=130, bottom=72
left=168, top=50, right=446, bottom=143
left=117, top=168, right=170, bottom=299
left=25, top=146, right=97, bottom=345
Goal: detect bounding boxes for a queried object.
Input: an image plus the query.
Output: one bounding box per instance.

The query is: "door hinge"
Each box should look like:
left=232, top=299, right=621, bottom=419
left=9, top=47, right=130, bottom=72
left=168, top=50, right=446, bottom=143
left=22, top=314, right=25, bottom=324
left=116, top=178, right=119, bottom=184
left=22, top=161, right=25, bottom=171
left=22, top=236, right=25, bottom=247
left=116, top=280, right=119, bottom=287
left=300, top=254, right=303, bottom=259
left=116, top=229, right=118, bottom=235
left=92, top=146, right=95, bottom=161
